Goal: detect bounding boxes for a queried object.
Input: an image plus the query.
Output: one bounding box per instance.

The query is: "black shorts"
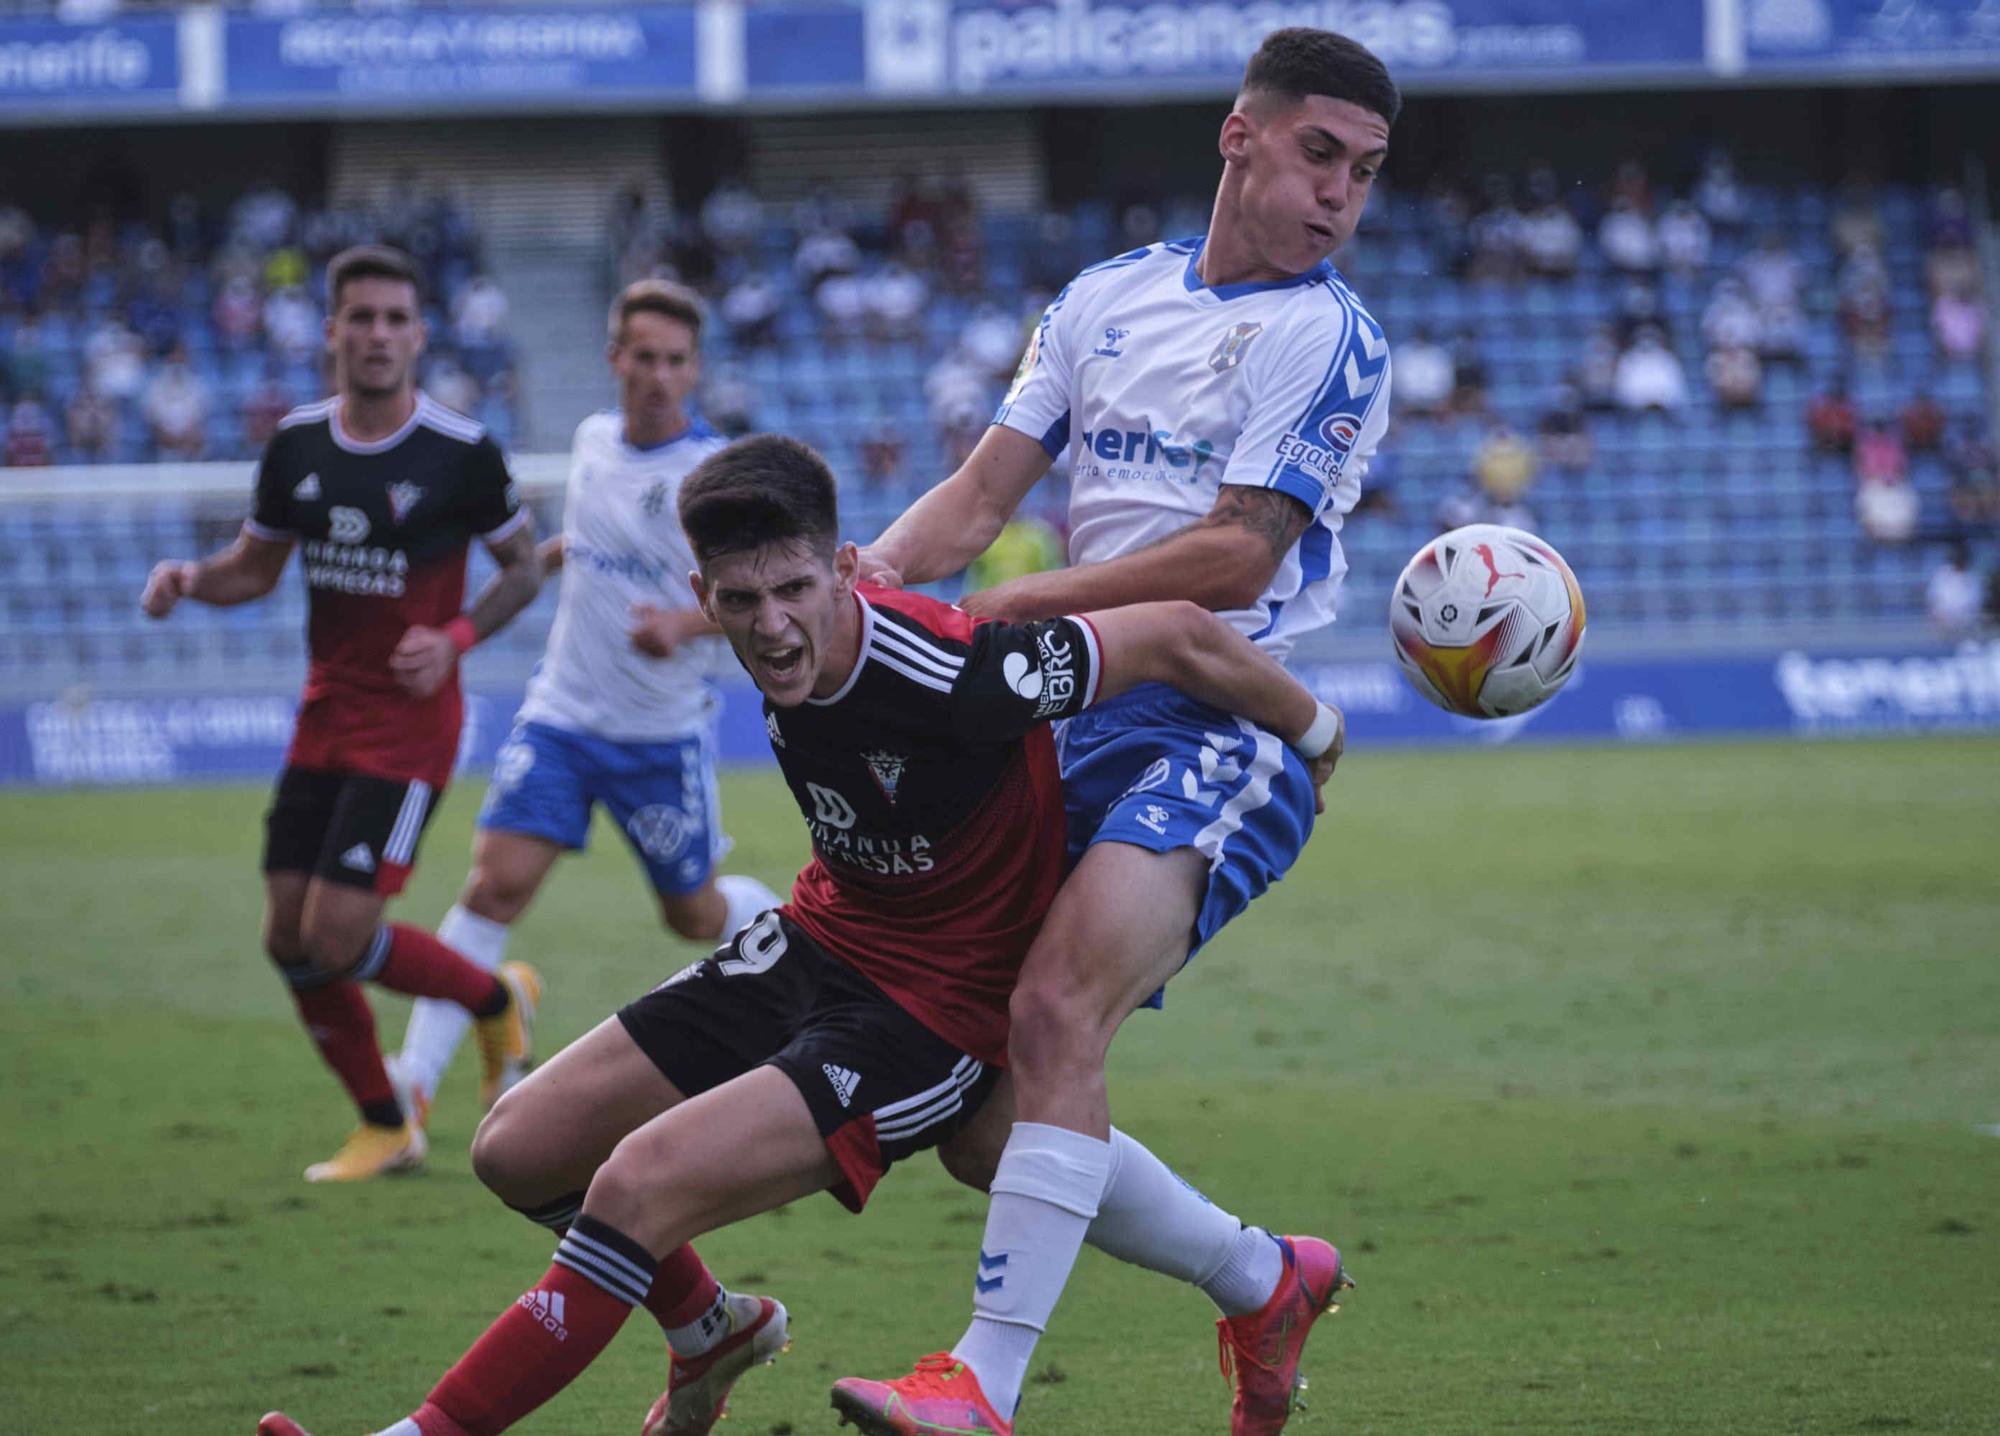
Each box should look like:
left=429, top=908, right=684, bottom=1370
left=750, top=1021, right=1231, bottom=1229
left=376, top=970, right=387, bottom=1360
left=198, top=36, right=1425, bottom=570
left=263, top=766, right=441, bottom=898
left=617, top=910, right=1000, bottom=1212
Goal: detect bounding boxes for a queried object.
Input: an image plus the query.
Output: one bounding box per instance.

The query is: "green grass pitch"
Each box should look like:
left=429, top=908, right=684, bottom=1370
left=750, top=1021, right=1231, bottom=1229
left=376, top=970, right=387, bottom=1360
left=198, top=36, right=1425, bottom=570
left=3, top=737, right=1998, bottom=1434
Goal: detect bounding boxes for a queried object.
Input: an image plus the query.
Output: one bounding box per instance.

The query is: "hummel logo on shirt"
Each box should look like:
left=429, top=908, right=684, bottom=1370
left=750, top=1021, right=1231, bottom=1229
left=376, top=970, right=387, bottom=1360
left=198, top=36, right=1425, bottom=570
left=293, top=473, right=321, bottom=500
left=340, top=843, right=376, bottom=873
left=519, top=1288, right=568, bottom=1340
left=822, top=1063, right=860, bottom=1108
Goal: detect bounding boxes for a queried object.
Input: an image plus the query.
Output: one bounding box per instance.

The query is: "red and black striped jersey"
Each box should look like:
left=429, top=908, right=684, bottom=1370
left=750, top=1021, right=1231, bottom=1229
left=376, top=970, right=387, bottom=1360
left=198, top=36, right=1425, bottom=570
left=770, top=583, right=1104, bottom=1066
left=249, top=393, right=525, bottom=787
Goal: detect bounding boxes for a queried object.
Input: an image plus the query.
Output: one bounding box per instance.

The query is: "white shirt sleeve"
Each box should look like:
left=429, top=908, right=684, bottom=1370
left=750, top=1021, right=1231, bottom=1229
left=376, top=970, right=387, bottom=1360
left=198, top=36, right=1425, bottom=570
left=992, top=280, right=1083, bottom=459
left=1221, top=300, right=1393, bottom=518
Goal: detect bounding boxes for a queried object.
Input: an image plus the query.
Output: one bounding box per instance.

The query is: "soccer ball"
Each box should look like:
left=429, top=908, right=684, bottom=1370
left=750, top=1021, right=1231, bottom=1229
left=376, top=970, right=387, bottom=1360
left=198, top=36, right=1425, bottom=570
left=1389, top=524, right=1586, bottom=719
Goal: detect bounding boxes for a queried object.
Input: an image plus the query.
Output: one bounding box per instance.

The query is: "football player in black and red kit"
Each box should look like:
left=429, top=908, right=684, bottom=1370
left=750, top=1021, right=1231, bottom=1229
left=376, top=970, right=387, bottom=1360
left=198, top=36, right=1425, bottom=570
left=142, top=246, right=544, bottom=1184
left=258, top=434, right=1344, bottom=1436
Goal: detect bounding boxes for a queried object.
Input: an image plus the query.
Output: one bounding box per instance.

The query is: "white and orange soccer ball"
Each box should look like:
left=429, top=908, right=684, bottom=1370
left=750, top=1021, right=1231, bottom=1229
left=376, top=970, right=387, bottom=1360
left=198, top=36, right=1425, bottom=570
left=1389, top=524, right=1586, bottom=719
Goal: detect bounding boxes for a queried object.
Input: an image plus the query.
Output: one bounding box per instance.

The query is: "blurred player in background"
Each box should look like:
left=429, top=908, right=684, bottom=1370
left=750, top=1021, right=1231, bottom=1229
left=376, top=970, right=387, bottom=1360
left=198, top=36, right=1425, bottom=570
left=140, top=245, right=544, bottom=1184
left=387, top=279, right=780, bottom=1129
left=257, top=433, right=1344, bottom=1436
left=842, top=28, right=1397, bottom=1434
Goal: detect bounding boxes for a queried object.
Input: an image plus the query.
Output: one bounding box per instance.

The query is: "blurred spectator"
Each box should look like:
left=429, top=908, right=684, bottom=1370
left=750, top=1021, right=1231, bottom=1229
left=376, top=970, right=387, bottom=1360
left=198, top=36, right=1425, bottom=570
left=1657, top=199, right=1711, bottom=276
left=453, top=275, right=509, bottom=345
left=863, top=260, right=928, bottom=343
left=1576, top=324, right=1622, bottom=412
left=65, top=382, right=121, bottom=462
left=263, top=285, right=318, bottom=363
left=1466, top=179, right=1525, bottom=284
left=1739, top=231, right=1805, bottom=316
left=1701, top=278, right=1761, bottom=351
left=1806, top=377, right=1859, bottom=455
left=1925, top=185, right=1974, bottom=251
left=1855, top=471, right=1918, bottom=545
left=1931, top=283, right=1985, bottom=361
left=213, top=274, right=262, bottom=349
left=1901, top=392, right=1946, bottom=453
left=1757, top=298, right=1808, bottom=367
left=814, top=272, right=866, bottom=341
left=925, top=345, right=992, bottom=468
left=1598, top=198, right=1659, bottom=274
left=1535, top=383, right=1593, bottom=474
left=1707, top=343, right=1762, bottom=411
left=1694, top=151, right=1749, bottom=231
left=1945, top=479, right=1996, bottom=542
left=143, top=346, right=210, bottom=460
left=887, top=174, right=941, bottom=254
left=242, top=365, right=293, bottom=452
left=860, top=419, right=909, bottom=491
left=702, top=370, right=757, bottom=438
left=1394, top=326, right=1454, bottom=417
left=700, top=179, right=764, bottom=255
left=1613, top=327, right=1688, bottom=414
left=4, top=313, right=51, bottom=399
left=1830, top=177, right=1885, bottom=259
left=84, top=317, right=146, bottom=403
left=1472, top=420, right=1536, bottom=507
left=5, top=395, right=53, bottom=467
left=719, top=271, right=783, bottom=349
left=1520, top=196, right=1582, bottom=279
left=1854, top=421, right=1908, bottom=490
left=1926, top=542, right=1984, bottom=636
left=1450, top=332, right=1490, bottom=417
left=795, top=225, right=861, bottom=293
left=962, top=303, right=1028, bottom=380
left=1836, top=259, right=1892, bottom=359
left=1613, top=278, right=1664, bottom=345
left=425, top=354, right=481, bottom=418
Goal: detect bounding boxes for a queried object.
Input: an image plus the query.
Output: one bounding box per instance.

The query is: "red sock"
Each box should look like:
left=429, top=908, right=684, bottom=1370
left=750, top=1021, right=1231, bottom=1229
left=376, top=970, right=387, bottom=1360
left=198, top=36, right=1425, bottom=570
left=291, top=982, right=395, bottom=1118
left=643, top=1244, right=723, bottom=1335
left=424, top=1260, right=639, bottom=1435
left=369, top=924, right=506, bottom=1015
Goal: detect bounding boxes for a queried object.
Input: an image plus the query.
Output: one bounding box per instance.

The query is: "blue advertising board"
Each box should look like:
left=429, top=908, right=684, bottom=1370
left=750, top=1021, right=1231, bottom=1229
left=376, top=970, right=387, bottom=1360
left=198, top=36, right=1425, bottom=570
left=0, top=16, right=181, bottom=116
left=224, top=8, right=699, bottom=108
left=1742, top=0, right=2000, bottom=74
left=865, top=0, right=1709, bottom=97
left=5, top=642, right=1997, bottom=788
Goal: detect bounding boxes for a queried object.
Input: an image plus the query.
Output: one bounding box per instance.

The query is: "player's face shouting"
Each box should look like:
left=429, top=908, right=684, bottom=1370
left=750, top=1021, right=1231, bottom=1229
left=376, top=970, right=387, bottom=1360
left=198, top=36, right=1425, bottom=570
left=1226, top=94, right=1388, bottom=278
left=611, top=311, right=701, bottom=439
left=694, top=539, right=861, bottom=707
left=326, top=277, right=425, bottom=400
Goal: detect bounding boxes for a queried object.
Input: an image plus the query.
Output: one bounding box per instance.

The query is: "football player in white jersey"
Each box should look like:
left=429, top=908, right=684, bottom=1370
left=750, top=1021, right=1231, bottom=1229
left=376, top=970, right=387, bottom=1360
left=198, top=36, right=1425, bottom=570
left=388, top=280, right=780, bottom=1129
left=836, top=30, right=1396, bottom=1436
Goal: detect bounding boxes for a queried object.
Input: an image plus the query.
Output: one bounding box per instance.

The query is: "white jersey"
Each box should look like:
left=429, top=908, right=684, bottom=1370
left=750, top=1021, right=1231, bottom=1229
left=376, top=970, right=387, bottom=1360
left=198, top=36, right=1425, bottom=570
left=995, top=237, right=1391, bottom=660
left=515, top=411, right=727, bottom=743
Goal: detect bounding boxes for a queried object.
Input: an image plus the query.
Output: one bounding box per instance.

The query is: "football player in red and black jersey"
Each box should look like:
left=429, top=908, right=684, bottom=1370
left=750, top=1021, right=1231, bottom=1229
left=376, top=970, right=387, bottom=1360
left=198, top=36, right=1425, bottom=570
left=142, top=246, right=544, bottom=1184
left=257, top=434, right=1344, bottom=1436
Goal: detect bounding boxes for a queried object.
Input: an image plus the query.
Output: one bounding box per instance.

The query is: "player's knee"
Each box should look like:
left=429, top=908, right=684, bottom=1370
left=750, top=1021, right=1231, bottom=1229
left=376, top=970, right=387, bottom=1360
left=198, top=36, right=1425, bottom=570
left=262, top=919, right=304, bottom=967
left=298, top=917, right=371, bottom=977
left=937, top=1128, right=1001, bottom=1193
left=1007, top=975, right=1112, bottom=1080
left=463, top=866, right=533, bottom=925
left=583, top=1133, right=666, bottom=1229
left=470, top=1103, right=538, bottom=1202
left=659, top=899, right=715, bottom=943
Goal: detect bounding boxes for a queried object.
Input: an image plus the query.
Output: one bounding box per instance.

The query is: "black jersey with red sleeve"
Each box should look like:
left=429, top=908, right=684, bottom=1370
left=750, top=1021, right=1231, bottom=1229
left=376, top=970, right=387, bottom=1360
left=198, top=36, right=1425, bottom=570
left=246, top=394, right=526, bottom=788
left=768, top=583, right=1105, bottom=1067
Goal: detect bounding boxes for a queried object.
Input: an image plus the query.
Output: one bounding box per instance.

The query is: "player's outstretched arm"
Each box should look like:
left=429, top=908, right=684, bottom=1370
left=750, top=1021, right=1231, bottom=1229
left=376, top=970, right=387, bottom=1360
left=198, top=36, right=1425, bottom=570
left=139, top=527, right=293, bottom=618
left=1086, top=599, right=1344, bottom=804
left=964, top=484, right=1311, bottom=622
left=537, top=534, right=565, bottom=574
left=862, top=426, right=1051, bottom=586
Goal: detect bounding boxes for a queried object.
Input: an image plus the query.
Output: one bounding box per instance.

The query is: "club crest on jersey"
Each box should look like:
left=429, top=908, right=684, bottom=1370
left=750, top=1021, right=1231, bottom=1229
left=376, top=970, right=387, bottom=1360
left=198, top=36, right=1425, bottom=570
left=1209, top=321, right=1264, bottom=374
left=386, top=481, right=424, bottom=524
left=292, top=473, right=321, bottom=501
left=862, top=749, right=907, bottom=805
left=1092, top=326, right=1132, bottom=358
left=642, top=480, right=667, bottom=517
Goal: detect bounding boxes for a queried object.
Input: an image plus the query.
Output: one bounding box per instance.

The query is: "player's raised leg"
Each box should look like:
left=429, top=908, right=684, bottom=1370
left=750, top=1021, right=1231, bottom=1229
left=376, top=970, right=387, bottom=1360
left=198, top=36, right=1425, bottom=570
left=262, top=1064, right=828, bottom=1436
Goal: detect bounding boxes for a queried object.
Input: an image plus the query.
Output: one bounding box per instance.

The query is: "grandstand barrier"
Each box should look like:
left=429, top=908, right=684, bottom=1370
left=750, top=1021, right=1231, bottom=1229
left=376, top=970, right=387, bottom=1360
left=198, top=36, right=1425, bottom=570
left=5, top=640, right=1998, bottom=787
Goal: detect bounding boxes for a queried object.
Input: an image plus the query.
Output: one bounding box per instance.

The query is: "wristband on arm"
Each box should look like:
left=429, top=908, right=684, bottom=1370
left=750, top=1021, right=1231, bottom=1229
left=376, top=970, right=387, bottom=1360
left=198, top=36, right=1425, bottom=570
left=1295, top=701, right=1344, bottom=759
left=444, top=615, right=480, bottom=654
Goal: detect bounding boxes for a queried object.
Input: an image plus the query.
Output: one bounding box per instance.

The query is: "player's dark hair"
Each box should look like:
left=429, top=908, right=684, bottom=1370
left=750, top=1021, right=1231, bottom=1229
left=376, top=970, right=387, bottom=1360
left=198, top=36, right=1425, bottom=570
left=610, top=277, right=705, bottom=345
left=1242, top=28, right=1401, bottom=128
left=680, top=435, right=839, bottom=563
left=326, top=244, right=422, bottom=310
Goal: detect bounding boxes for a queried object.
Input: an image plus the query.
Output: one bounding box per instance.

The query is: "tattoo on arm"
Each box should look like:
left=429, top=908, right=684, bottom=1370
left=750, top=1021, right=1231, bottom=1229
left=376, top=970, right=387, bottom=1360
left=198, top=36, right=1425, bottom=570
left=467, top=521, right=542, bottom=637
left=1148, top=485, right=1312, bottom=564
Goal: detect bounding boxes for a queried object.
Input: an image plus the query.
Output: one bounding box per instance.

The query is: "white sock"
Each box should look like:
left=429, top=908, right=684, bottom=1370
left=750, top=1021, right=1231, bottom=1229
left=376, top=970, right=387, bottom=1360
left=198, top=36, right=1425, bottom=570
left=397, top=904, right=510, bottom=1100
left=1200, top=1227, right=1286, bottom=1318
left=662, top=1285, right=737, bottom=1358
left=378, top=1421, right=423, bottom=1436
left=950, top=1122, right=1112, bottom=1419
left=713, top=873, right=780, bottom=942
left=1083, top=1127, right=1246, bottom=1288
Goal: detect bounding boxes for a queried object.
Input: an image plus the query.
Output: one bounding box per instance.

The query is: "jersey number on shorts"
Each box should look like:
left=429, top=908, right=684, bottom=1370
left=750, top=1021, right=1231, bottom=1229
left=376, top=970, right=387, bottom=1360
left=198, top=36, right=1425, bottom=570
left=716, top=910, right=788, bottom=977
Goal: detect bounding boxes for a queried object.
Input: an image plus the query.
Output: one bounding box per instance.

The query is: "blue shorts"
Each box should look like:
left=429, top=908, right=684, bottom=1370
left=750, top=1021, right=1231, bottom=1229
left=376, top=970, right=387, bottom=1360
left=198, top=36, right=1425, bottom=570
left=479, top=721, right=725, bottom=896
left=1058, top=683, right=1316, bottom=978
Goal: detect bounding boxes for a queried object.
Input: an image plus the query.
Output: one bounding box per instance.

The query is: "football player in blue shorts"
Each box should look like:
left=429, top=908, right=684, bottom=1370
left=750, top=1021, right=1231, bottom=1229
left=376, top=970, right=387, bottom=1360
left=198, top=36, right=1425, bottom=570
left=837, top=28, right=1397, bottom=1435
left=387, top=280, right=780, bottom=1130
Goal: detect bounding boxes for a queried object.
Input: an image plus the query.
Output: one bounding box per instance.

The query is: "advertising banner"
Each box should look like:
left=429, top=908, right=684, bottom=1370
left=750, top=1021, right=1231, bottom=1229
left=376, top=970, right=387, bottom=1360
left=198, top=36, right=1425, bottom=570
left=5, top=642, right=1997, bottom=787
left=0, top=16, right=181, bottom=116
left=867, top=0, right=1708, bottom=97
left=1742, top=0, right=2000, bottom=73
left=224, top=8, right=699, bottom=108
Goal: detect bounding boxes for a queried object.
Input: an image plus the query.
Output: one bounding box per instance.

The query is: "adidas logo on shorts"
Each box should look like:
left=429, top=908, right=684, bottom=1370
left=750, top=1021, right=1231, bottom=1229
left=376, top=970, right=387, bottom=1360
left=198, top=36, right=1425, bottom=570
left=519, top=1288, right=568, bottom=1340
left=822, top=1063, right=860, bottom=1109
left=340, top=843, right=376, bottom=873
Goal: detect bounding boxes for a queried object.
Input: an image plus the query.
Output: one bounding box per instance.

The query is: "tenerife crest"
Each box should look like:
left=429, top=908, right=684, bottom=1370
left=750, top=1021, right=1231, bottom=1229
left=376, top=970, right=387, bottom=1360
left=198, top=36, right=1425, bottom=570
left=642, top=480, right=668, bottom=517
left=386, top=481, right=424, bottom=524
left=862, top=749, right=907, bottom=805
left=1208, top=321, right=1264, bottom=374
